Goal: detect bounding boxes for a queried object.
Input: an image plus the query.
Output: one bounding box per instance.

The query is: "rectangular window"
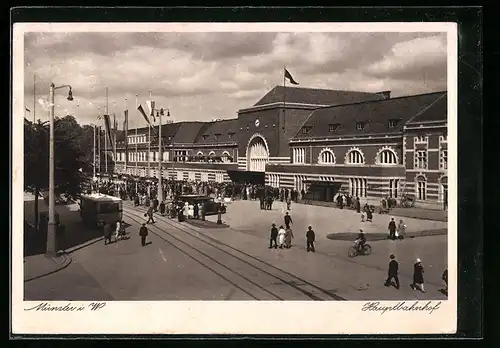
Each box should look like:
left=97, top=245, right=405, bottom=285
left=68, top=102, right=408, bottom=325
left=440, top=149, right=448, bottom=170
left=328, top=123, right=340, bottom=132
left=293, top=148, right=306, bottom=164
left=414, top=135, right=427, bottom=143
left=417, top=181, right=426, bottom=200
left=356, top=122, right=365, bottom=130
left=301, top=126, right=312, bottom=134
left=414, top=150, right=427, bottom=169
left=388, top=119, right=400, bottom=128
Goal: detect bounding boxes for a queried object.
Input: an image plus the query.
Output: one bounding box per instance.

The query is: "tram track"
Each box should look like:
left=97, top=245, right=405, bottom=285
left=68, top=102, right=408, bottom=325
left=128, top=203, right=445, bottom=288
left=123, top=206, right=346, bottom=301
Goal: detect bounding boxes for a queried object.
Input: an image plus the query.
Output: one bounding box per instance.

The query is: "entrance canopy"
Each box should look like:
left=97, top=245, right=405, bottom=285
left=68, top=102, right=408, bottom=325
left=227, top=170, right=265, bottom=185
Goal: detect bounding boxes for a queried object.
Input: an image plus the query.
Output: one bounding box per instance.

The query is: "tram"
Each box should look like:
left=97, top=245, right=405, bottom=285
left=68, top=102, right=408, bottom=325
left=79, top=193, right=123, bottom=227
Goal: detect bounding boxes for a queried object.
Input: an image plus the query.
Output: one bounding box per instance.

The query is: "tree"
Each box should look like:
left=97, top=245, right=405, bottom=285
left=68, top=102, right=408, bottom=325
left=24, top=116, right=86, bottom=230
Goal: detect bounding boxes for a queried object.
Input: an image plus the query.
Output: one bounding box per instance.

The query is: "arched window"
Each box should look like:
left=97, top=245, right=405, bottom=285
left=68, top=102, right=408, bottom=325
left=208, top=151, right=216, bottom=156
left=346, top=149, right=365, bottom=164
left=221, top=151, right=232, bottom=163
left=416, top=175, right=427, bottom=200
left=377, top=148, right=398, bottom=165
left=318, top=149, right=336, bottom=165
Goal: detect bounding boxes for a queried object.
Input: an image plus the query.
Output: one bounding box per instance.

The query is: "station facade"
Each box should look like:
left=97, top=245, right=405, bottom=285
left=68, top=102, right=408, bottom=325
left=112, top=86, right=448, bottom=209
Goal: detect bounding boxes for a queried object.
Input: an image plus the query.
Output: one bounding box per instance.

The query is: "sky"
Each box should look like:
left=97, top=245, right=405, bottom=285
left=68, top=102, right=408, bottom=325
left=24, top=31, right=447, bottom=128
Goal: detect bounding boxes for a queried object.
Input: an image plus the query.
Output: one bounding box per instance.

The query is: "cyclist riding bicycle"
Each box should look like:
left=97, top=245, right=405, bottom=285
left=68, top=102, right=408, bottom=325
left=354, top=229, right=366, bottom=252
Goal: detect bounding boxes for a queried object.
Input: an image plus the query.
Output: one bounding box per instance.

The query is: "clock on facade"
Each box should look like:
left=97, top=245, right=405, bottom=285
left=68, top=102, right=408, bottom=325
left=255, top=119, right=260, bottom=127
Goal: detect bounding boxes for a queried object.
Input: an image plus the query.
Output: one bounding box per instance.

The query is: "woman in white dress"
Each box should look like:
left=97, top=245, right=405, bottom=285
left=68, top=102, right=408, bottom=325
left=278, top=225, right=286, bottom=249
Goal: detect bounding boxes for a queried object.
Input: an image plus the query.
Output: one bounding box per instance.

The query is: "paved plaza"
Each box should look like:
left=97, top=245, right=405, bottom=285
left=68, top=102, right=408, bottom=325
left=23, top=198, right=448, bottom=301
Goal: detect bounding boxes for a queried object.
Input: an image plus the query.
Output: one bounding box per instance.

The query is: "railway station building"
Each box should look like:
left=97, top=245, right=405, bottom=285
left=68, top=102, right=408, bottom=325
left=111, top=86, right=448, bottom=210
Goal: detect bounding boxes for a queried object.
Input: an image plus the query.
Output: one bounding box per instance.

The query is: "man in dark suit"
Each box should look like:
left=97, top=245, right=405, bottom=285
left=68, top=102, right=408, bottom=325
left=385, top=254, right=400, bottom=289
left=284, top=212, right=293, bottom=230
left=146, top=205, right=155, bottom=224
left=269, top=223, right=278, bottom=249
left=139, top=223, right=148, bottom=246
left=388, top=217, right=397, bottom=240
left=103, top=221, right=112, bottom=245
left=306, top=226, right=315, bottom=252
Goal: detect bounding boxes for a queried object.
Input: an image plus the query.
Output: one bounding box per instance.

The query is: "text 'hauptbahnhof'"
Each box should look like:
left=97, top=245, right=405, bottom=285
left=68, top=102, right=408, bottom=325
left=110, top=86, right=448, bottom=210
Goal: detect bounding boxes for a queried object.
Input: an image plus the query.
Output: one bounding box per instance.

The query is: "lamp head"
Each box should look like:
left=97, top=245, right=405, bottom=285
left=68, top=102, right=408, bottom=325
left=67, top=87, right=74, bottom=101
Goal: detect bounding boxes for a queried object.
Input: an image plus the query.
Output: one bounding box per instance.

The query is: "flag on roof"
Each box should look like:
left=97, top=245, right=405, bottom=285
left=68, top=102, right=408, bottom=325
left=284, top=68, right=299, bottom=85
left=137, top=104, right=150, bottom=125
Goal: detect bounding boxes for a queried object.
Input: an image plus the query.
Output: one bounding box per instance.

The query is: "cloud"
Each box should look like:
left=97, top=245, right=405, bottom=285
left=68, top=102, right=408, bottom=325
left=23, top=31, right=447, bottom=125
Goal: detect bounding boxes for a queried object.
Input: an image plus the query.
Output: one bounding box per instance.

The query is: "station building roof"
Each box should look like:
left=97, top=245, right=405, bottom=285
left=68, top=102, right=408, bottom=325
left=194, top=118, right=239, bottom=145
left=253, top=85, right=387, bottom=107
left=292, top=91, right=447, bottom=140
left=406, top=92, right=447, bottom=124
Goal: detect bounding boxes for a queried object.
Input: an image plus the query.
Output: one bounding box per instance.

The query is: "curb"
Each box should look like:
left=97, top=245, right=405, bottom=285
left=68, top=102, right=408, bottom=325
left=24, top=253, right=73, bottom=283
left=65, top=237, right=105, bottom=254
left=326, top=229, right=447, bottom=241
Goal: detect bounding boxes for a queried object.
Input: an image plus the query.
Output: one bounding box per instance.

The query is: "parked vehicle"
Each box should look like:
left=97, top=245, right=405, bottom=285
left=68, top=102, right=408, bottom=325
left=79, top=193, right=123, bottom=227
left=176, top=195, right=227, bottom=216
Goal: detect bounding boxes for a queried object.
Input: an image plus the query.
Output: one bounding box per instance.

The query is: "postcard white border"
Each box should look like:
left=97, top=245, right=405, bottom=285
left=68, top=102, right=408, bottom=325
left=12, top=22, right=458, bottom=335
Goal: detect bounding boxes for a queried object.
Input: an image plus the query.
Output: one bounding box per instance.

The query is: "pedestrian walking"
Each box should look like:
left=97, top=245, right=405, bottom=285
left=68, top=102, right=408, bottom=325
left=139, top=223, right=148, bottom=246
left=284, top=212, right=293, bottom=229
left=103, top=221, right=112, bottom=245
left=269, top=223, right=278, bottom=249
left=396, top=219, right=406, bottom=240
left=278, top=225, right=286, bottom=248
left=284, top=228, right=294, bottom=248
left=442, top=269, right=448, bottom=294
left=388, top=217, right=396, bottom=240
left=114, top=220, right=121, bottom=241
left=412, top=258, right=426, bottom=292
left=159, top=200, right=166, bottom=216
left=146, top=205, right=155, bottom=224
left=306, top=226, right=315, bottom=252
left=384, top=254, right=400, bottom=289
left=286, top=195, right=292, bottom=211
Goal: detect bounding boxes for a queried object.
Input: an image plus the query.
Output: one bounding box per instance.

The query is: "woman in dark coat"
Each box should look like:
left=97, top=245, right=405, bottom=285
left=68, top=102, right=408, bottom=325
left=412, top=258, right=425, bottom=292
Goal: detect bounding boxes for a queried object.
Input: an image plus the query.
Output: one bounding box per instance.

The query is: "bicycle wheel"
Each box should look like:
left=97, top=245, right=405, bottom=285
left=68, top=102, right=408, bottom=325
left=363, top=244, right=372, bottom=255
left=348, top=246, right=357, bottom=258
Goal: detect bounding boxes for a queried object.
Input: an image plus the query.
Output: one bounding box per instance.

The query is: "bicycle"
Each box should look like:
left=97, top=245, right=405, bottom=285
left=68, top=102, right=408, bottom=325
left=348, top=243, right=372, bottom=258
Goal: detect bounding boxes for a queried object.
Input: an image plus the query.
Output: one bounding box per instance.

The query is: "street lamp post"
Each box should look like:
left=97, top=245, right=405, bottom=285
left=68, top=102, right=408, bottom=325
left=47, top=82, right=73, bottom=256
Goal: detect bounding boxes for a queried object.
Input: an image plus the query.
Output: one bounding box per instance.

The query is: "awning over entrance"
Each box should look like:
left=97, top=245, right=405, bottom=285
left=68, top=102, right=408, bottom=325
left=303, top=180, right=342, bottom=202
left=226, top=170, right=265, bottom=185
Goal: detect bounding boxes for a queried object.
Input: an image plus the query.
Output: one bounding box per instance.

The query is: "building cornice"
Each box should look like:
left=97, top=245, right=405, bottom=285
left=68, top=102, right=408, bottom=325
left=289, top=134, right=402, bottom=144
left=238, top=102, right=325, bottom=114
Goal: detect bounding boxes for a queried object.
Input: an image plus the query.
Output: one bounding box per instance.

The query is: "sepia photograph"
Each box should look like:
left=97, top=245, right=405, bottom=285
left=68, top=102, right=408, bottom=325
left=12, top=22, right=457, bottom=335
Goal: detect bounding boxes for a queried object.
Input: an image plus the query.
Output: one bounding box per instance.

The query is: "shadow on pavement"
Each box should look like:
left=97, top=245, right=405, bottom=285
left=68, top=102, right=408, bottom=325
left=24, top=204, right=134, bottom=257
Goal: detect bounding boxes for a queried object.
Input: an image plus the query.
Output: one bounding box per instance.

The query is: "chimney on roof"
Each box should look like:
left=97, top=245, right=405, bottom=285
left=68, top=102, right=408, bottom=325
left=376, top=91, right=391, bottom=100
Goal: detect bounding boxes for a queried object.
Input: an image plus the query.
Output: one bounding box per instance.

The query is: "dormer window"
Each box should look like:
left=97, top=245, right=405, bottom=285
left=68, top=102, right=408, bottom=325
left=301, top=126, right=312, bottom=134
left=388, top=119, right=400, bottom=128
left=228, top=132, right=235, bottom=139
left=214, top=133, right=221, bottom=140
left=328, top=123, right=340, bottom=132
left=356, top=122, right=366, bottom=130
left=202, top=135, right=209, bottom=140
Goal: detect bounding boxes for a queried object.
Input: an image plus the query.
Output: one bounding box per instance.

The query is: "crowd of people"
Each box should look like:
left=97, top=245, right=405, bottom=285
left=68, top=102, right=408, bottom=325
left=86, top=174, right=446, bottom=296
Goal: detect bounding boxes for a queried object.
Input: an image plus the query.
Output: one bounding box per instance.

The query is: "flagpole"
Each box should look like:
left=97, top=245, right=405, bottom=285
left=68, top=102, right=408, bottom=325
left=148, top=90, right=152, bottom=179
left=33, top=74, right=36, bottom=123
left=158, top=107, right=163, bottom=202
left=124, top=97, right=128, bottom=173
left=104, top=87, right=108, bottom=175
left=113, top=101, right=117, bottom=176
left=97, top=106, right=101, bottom=182
left=283, top=67, right=286, bottom=134
left=135, top=94, right=138, bottom=193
